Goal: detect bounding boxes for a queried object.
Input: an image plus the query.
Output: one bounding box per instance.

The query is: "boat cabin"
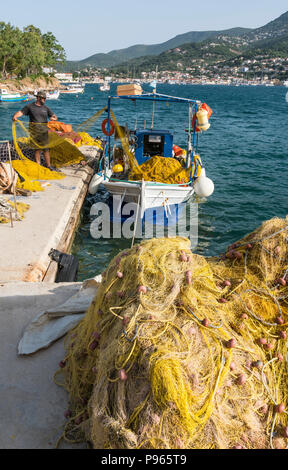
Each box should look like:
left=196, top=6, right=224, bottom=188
left=134, top=129, right=173, bottom=165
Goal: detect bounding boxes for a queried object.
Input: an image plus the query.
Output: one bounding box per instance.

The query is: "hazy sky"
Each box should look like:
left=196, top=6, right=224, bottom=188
left=1, top=0, right=287, bottom=60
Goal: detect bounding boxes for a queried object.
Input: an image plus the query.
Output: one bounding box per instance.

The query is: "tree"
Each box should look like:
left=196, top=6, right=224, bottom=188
left=19, top=25, right=46, bottom=76
left=0, top=22, right=22, bottom=78
left=42, top=32, right=66, bottom=67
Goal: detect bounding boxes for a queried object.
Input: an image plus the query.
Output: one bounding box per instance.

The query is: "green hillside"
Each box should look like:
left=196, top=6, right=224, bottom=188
left=58, top=27, right=251, bottom=71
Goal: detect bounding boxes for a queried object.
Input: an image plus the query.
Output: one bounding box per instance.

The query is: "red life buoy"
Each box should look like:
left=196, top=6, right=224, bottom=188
left=102, top=118, right=115, bottom=136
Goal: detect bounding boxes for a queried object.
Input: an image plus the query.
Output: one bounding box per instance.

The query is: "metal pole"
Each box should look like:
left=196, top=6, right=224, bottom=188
left=7, top=141, right=18, bottom=220
left=105, top=98, right=111, bottom=178
left=131, top=193, right=141, bottom=248
left=186, top=103, right=192, bottom=169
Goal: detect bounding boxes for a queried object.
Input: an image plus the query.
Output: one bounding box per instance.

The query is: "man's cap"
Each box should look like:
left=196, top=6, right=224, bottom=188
left=37, top=91, right=46, bottom=99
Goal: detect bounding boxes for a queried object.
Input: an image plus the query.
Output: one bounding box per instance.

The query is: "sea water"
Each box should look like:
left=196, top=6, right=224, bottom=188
left=1, top=83, right=287, bottom=280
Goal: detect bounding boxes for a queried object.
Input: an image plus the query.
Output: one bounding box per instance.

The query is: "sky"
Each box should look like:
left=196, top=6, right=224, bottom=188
left=1, top=0, right=288, bottom=61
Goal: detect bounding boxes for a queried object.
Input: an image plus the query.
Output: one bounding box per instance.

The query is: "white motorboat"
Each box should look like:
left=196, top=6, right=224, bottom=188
left=60, top=83, right=84, bottom=94
left=46, top=89, right=60, bottom=99
left=89, top=86, right=215, bottom=221
left=99, top=81, right=110, bottom=92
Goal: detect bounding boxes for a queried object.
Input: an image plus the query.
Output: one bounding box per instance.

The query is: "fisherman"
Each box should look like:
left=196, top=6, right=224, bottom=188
left=12, top=91, right=58, bottom=171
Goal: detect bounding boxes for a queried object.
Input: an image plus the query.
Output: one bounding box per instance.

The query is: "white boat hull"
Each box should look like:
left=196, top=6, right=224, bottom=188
left=103, top=179, right=194, bottom=217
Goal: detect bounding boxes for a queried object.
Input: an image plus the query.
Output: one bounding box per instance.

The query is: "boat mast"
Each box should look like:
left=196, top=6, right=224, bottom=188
left=187, top=102, right=192, bottom=168
left=151, top=66, right=158, bottom=129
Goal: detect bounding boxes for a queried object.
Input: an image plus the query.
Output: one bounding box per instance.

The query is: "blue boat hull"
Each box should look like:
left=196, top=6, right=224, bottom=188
left=0, top=95, right=29, bottom=103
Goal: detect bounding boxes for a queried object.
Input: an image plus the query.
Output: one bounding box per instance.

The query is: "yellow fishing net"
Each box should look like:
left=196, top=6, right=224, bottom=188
left=55, top=216, right=288, bottom=450
left=0, top=196, right=29, bottom=223
left=11, top=107, right=106, bottom=192
left=130, top=156, right=191, bottom=184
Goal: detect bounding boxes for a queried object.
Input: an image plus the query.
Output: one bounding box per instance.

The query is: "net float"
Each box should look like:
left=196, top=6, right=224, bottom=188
left=258, top=337, right=267, bottom=345
left=283, top=426, right=288, bottom=438
left=275, top=403, right=285, bottom=414
left=89, top=340, right=99, bottom=351
left=246, top=244, right=253, bottom=250
left=241, top=314, right=249, bottom=320
left=277, top=353, right=284, bottom=362
left=59, top=360, right=66, bottom=368
left=117, top=271, right=123, bottom=278
left=122, top=315, right=130, bottom=326
left=180, top=254, right=188, bottom=262
left=276, top=316, right=284, bottom=325
left=227, top=338, right=236, bottom=349
left=119, top=369, right=128, bottom=381
left=75, top=416, right=83, bottom=425
left=252, top=360, right=263, bottom=369
left=277, top=278, right=286, bottom=286
left=219, top=298, right=228, bottom=303
left=226, top=251, right=235, bottom=259
left=117, top=291, right=125, bottom=298
left=264, top=343, right=274, bottom=350
left=237, top=374, right=246, bottom=385
left=230, top=362, right=236, bottom=371
left=275, top=246, right=281, bottom=255
left=138, top=285, right=147, bottom=294
left=202, top=318, right=210, bottom=327
left=233, top=251, right=242, bottom=260
left=223, top=280, right=231, bottom=287
left=185, top=270, right=192, bottom=284
left=279, top=331, right=287, bottom=340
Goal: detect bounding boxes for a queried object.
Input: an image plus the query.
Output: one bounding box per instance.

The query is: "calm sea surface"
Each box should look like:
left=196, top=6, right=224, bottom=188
left=1, top=83, right=287, bottom=280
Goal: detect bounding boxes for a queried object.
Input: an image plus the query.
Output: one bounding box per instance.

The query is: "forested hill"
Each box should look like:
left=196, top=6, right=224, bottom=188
left=61, top=28, right=252, bottom=71
left=61, top=10, right=288, bottom=71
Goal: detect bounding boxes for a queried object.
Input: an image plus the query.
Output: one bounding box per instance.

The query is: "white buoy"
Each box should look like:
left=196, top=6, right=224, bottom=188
left=194, top=168, right=214, bottom=197
left=88, top=173, right=104, bottom=195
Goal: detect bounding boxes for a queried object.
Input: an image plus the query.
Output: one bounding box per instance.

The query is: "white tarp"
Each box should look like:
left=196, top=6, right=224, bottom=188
left=17, top=275, right=101, bottom=355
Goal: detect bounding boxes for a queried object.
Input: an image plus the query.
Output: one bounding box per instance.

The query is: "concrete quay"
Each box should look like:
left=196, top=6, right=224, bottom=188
left=0, top=164, right=93, bottom=283
left=0, top=164, right=94, bottom=449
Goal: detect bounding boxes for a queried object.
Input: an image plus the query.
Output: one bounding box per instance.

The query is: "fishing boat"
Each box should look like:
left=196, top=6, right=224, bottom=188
left=99, top=81, right=110, bottom=92
left=89, top=85, right=214, bottom=221
left=60, top=83, right=84, bottom=94
left=46, top=89, right=60, bottom=100
left=0, top=89, right=29, bottom=103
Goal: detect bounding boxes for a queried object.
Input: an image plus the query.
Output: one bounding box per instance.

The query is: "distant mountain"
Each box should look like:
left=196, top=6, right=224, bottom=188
left=59, top=27, right=251, bottom=71
left=59, top=11, right=288, bottom=72
left=245, top=10, right=288, bottom=43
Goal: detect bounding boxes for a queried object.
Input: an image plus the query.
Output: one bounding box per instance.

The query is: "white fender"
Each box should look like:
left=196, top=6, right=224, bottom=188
left=88, top=173, right=104, bottom=195
left=194, top=168, right=214, bottom=197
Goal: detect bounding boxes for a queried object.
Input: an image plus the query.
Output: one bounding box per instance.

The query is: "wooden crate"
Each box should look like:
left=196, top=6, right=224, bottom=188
left=117, top=84, right=142, bottom=96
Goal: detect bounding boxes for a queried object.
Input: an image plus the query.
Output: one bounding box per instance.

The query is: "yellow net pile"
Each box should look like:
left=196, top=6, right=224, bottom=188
left=11, top=112, right=105, bottom=192
left=55, top=215, right=288, bottom=450
left=129, top=156, right=191, bottom=184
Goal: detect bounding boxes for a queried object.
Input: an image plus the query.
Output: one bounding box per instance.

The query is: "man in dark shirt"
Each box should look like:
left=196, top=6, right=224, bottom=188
left=12, top=90, right=58, bottom=170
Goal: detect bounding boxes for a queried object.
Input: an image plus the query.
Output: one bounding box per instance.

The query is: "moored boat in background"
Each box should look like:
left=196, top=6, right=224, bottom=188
left=0, top=89, right=29, bottom=103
